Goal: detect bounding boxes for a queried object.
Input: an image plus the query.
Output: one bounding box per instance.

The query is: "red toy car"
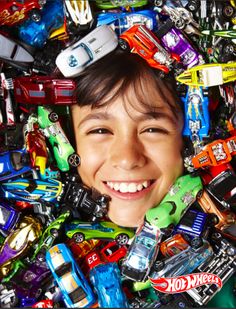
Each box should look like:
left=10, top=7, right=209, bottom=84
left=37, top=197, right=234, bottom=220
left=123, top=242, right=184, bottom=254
left=100, top=241, right=127, bottom=263
left=0, top=0, right=45, bottom=26
left=24, top=122, right=48, bottom=176
left=119, top=24, right=180, bottom=74
left=14, top=75, right=77, bottom=105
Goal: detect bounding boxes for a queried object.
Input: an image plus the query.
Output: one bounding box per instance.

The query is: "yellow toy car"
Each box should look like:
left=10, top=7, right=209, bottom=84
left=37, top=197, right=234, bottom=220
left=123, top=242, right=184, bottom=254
left=176, top=62, right=236, bottom=87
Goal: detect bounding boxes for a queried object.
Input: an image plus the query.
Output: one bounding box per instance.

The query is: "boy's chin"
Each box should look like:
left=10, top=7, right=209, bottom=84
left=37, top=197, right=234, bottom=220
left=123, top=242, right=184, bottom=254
left=107, top=208, right=145, bottom=228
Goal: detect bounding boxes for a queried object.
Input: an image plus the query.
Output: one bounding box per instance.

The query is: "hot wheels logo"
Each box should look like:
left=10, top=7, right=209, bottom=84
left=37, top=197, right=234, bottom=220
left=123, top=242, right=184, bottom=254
left=150, top=273, right=222, bottom=294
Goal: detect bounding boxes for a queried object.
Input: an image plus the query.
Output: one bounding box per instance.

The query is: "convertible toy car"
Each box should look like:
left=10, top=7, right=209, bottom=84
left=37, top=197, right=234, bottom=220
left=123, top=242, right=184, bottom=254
left=0, top=0, right=45, bottom=26
left=46, top=243, right=96, bottom=308
left=14, top=75, right=77, bottom=106
left=176, top=62, right=236, bottom=87
left=119, top=24, right=180, bottom=74
left=65, top=220, right=134, bottom=245
left=55, top=25, right=118, bottom=78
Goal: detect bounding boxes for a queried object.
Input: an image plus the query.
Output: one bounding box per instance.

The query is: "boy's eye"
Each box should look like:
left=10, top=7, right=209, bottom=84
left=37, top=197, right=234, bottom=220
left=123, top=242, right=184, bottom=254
left=87, top=128, right=112, bottom=134
left=141, top=127, right=169, bottom=134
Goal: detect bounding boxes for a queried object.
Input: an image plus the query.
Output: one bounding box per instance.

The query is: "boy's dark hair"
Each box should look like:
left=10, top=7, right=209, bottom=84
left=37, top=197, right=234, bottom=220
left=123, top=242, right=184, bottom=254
left=75, top=48, right=183, bottom=120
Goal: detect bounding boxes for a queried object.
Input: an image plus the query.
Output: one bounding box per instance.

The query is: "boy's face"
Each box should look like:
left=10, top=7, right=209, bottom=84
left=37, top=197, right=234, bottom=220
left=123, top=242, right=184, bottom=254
left=71, top=89, right=184, bottom=227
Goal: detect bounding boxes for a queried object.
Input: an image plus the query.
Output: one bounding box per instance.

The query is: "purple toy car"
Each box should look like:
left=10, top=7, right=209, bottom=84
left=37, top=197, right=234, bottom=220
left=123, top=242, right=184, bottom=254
left=0, top=201, right=20, bottom=236
left=155, top=20, right=203, bottom=68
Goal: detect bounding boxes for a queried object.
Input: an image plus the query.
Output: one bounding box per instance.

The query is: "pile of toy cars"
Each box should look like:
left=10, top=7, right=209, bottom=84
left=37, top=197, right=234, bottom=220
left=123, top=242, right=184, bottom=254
left=0, top=0, right=235, bottom=308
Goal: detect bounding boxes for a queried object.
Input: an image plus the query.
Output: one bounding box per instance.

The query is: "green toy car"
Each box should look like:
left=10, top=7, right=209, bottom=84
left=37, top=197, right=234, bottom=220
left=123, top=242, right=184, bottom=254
left=65, top=220, right=134, bottom=245
left=145, top=174, right=203, bottom=230
left=37, top=106, right=80, bottom=171
left=95, top=0, right=148, bottom=9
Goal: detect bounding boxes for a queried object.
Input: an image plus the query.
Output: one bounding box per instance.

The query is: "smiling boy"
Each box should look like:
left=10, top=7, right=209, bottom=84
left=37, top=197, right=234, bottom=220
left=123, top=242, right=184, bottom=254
left=71, top=49, right=184, bottom=227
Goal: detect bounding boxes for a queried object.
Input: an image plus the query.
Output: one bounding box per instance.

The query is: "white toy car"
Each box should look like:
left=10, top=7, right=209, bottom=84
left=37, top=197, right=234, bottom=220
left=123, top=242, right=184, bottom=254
left=55, top=25, right=118, bottom=77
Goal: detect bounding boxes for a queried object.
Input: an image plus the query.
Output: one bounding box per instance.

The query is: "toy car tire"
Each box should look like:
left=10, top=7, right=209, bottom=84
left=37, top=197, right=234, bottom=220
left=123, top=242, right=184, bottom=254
left=175, top=18, right=185, bottom=30
left=154, top=0, right=164, bottom=7
left=153, top=260, right=165, bottom=272
left=72, top=232, right=85, bottom=243
left=190, top=237, right=203, bottom=249
left=50, top=228, right=59, bottom=238
left=115, top=233, right=129, bottom=245
left=222, top=5, right=235, bottom=18
left=68, top=153, right=80, bottom=167
left=48, top=112, right=59, bottom=122
left=118, top=38, right=131, bottom=52
left=28, top=8, right=41, bottom=22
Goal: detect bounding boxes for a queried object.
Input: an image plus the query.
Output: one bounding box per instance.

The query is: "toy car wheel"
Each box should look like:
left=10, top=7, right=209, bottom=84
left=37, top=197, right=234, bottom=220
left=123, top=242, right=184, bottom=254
left=118, top=38, right=131, bottom=52
left=48, top=112, right=58, bottom=122
left=175, top=18, right=185, bottom=29
left=186, top=0, right=200, bottom=12
left=208, top=213, right=219, bottom=226
left=222, top=5, right=235, bottom=18
left=190, top=237, right=203, bottom=249
left=68, top=153, right=80, bottom=167
left=72, top=232, right=85, bottom=243
left=28, top=9, right=41, bottom=22
left=115, top=233, right=129, bottom=245
left=37, top=249, right=46, bottom=262
left=153, top=260, right=165, bottom=272
left=154, top=0, right=164, bottom=7
left=196, top=189, right=203, bottom=199
left=50, top=228, right=59, bottom=238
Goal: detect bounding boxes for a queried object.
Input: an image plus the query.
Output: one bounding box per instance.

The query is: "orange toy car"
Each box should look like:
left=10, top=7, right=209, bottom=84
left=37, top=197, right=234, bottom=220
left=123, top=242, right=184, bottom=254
left=119, top=24, right=180, bottom=74
left=160, top=233, right=189, bottom=258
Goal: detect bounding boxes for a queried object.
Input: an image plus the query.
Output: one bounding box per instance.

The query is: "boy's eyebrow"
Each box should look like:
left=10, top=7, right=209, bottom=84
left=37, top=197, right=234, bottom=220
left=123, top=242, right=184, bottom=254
left=77, top=111, right=177, bottom=128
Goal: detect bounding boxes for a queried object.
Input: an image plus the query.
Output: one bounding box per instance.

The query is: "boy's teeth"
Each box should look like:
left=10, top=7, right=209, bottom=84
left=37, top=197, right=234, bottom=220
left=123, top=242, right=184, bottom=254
left=106, top=181, right=151, bottom=193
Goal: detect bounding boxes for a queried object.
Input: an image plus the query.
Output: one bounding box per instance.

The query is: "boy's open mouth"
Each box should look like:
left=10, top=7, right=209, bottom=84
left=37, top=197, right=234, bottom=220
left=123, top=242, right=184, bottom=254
left=104, top=180, right=155, bottom=193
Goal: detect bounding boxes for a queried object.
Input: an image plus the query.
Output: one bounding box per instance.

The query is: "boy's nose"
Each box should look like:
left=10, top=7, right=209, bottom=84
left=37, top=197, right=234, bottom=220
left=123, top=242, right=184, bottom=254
left=109, top=139, right=147, bottom=170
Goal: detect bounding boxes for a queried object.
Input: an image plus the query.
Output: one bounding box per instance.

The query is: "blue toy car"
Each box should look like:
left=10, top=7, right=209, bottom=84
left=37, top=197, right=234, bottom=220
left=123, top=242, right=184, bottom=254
left=86, top=251, right=129, bottom=308
left=121, top=221, right=161, bottom=282
left=0, top=148, right=32, bottom=182
left=46, top=243, right=96, bottom=308
left=0, top=201, right=20, bottom=236
left=174, top=209, right=208, bottom=239
left=181, top=86, right=210, bottom=143
left=0, top=178, right=63, bottom=203
left=18, top=0, right=64, bottom=48
left=96, top=9, right=158, bottom=35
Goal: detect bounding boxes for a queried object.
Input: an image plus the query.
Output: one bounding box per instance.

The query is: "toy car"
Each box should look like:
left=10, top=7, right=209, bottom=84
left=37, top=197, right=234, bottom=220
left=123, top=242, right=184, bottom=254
left=18, top=0, right=64, bottom=48
left=0, top=0, right=45, bottom=26
left=181, top=86, right=210, bottom=143
left=0, top=178, right=63, bottom=203
left=160, top=233, right=190, bottom=257
left=86, top=251, right=129, bottom=308
left=0, top=32, right=34, bottom=71
left=14, top=75, right=77, bottom=106
left=55, top=25, right=118, bottom=78
left=197, top=190, right=236, bottom=239
left=24, top=123, right=48, bottom=176
left=46, top=243, right=96, bottom=308
left=145, top=174, right=203, bottom=230
left=0, top=148, right=32, bottom=182
left=173, top=209, right=208, bottom=238
left=176, top=62, right=236, bottom=87
left=0, top=215, right=42, bottom=278
left=37, top=106, right=80, bottom=171
left=95, top=0, right=148, bottom=9
left=150, top=239, right=213, bottom=279
left=155, top=20, right=203, bottom=68
left=65, top=220, right=134, bottom=245
left=100, top=240, right=127, bottom=263
left=0, top=201, right=20, bottom=236
left=121, top=221, right=161, bottom=281
left=96, top=9, right=158, bottom=35
left=119, top=24, right=180, bottom=74
left=32, top=210, right=71, bottom=261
